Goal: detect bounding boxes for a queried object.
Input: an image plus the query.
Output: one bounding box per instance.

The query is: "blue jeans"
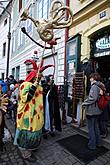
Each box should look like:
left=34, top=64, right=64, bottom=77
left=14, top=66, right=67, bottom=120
left=87, top=115, right=101, bottom=149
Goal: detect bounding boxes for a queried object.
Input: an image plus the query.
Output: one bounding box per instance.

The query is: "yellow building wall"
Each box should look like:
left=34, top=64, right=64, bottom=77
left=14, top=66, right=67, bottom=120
left=69, top=0, right=110, bottom=61
left=70, top=0, right=95, bottom=15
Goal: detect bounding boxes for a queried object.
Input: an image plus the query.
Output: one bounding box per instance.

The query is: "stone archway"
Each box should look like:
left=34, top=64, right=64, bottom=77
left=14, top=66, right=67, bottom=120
left=81, top=19, right=110, bottom=61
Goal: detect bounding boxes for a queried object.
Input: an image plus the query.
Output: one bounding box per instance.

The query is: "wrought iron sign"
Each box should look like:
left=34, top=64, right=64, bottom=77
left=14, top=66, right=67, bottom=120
left=20, top=0, right=73, bottom=42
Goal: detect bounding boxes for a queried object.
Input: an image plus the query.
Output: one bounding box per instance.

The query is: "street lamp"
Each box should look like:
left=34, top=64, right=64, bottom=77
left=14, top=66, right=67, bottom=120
left=0, top=3, right=11, bottom=77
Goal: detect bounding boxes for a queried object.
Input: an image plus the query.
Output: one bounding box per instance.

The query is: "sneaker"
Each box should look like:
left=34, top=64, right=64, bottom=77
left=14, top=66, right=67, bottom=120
left=25, top=155, right=36, bottom=162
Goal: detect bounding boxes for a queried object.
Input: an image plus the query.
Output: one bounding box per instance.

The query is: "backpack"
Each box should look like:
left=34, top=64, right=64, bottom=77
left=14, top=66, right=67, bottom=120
left=97, top=95, right=110, bottom=111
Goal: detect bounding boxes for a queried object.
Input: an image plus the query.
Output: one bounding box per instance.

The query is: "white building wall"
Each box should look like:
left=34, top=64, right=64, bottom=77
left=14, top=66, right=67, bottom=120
left=0, top=13, right=10, bottom=79
left=10, top=0, right=66, bottom=85
left=0, top=2, right=13, bottom=79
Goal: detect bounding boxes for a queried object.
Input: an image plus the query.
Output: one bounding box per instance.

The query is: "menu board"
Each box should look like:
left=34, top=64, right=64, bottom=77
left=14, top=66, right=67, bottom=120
left=66, top=34, right=81, bottom=100
left=72, top=72, right=85, bottom=99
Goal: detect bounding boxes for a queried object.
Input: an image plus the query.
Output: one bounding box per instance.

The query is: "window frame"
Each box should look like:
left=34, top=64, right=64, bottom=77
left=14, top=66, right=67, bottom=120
left=4, top=18, right=7, bottom=26
left=12, top=32, right=16, bottom=53
left=2, top=42, right=6, bottom=57
left=37, top=0, right=51, bottom=19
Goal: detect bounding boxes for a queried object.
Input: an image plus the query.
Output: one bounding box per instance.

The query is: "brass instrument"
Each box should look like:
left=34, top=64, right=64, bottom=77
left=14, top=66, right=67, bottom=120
left=20, top=0, right=73, bottom=42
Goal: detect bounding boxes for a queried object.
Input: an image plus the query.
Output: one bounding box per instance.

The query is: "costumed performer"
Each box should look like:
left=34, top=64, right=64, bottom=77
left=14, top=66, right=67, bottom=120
left=14, top=59, right=54, bottom=162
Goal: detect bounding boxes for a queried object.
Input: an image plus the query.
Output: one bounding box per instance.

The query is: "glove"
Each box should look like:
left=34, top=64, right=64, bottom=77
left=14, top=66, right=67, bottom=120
left=0, top=94, right=8, bottom=112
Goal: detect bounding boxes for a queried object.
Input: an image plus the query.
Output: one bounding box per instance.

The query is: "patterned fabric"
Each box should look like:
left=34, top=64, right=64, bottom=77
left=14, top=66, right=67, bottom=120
left=16, top=82, right=44, bottom=132
left=14, top=128, right=42, bottom=149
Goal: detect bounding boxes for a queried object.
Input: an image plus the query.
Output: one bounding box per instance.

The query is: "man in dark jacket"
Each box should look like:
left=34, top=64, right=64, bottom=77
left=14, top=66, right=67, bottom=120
left=8, top=75, right=17, bottom=86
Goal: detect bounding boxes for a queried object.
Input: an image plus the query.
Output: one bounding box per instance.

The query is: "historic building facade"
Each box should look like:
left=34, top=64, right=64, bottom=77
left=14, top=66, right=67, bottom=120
left=69, top=0, right=110, bottom=73
left=65, top=0, right=110, bottom=123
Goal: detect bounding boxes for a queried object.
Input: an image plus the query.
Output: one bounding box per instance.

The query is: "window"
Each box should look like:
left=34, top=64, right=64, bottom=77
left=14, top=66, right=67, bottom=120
left=3, top=42, right=6, bottom=57
left=12, top=68, right=15, bottom=77
left=37, top=0, right=43, bottom=19
left=4, top=19, right=7, bottom=26
left=12, top=32, right=16, bottom=53
left=24, top=0, right=28, bottom=6
left=19, top=0, right=22, bottom=12
left=18, top=28, right=23, bottom=47
left=26, top=6, right=32, bottom=34
left=37, top=0, right=51, bottom=19
left=16, top=66, right=20, bottom=80
left=1, top=73, right=4, bottom=80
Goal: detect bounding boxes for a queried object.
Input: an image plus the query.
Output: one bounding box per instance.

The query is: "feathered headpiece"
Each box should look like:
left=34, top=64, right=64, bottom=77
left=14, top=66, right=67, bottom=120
left=24, top=59, right=54, bottom=82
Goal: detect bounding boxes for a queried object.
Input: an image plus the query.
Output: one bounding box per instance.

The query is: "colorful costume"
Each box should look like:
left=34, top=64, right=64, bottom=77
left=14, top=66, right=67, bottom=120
left=14, top=59, right=54, bottom=150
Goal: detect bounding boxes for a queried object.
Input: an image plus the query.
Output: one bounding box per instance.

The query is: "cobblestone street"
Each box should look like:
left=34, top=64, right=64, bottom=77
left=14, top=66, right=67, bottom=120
left=0, top=119, right=110, bottom=165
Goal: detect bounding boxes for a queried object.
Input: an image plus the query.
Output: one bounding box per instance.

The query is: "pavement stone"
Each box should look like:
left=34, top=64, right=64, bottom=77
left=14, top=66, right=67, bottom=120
left=89, top=159, right=104, bottom=165
left=97, top=156, right=108, bottom=164
left=73, top=162, right=82, bottom=165
left=0, top=119, right=109, bottom=165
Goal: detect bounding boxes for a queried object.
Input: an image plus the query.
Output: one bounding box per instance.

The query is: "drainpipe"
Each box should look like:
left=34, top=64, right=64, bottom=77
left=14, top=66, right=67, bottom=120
left=62, top=0, right=71, bottom=124
left=6, top=13, right=11, bottom=77
left=64, top=0, right=70, bottom=80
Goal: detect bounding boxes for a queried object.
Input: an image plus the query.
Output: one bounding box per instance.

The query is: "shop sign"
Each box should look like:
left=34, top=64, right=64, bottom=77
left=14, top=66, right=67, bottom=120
left=96, top=35, right=110, bottom=49
left=94, top=35, right=110, bottom=57
left=94, top=51, right=110, bottom=57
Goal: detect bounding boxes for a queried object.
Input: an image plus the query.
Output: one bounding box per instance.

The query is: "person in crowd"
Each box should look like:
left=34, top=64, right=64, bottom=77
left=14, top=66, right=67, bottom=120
left=82, top=73, right=102, bottom=150
left=7, top=84, right=15, bottom=119
left=10, top=84, right=18, bottom=124
left=98, top=83, right=110, bottom=138
left=14, top=59, right=53, bottom=162
left=42, top=75, right=62, bottom=138
left=0, top=79, right=8, bottom=94
left=8, top=75, right=17, bottom=86
left=4, top=77, right=10, bottom=87
left=105, top=77, right=110, bottom=126
left=14, top=72, right=43, bottom=162
left=0, top=85, right=8, bottom=151
left=105, top=77, right=110, bottom=95
left=14, top=80, right=24, bottom=100
left=10, top=80, right=24, bottom=124
left=99, top=84, right=110, bottom=138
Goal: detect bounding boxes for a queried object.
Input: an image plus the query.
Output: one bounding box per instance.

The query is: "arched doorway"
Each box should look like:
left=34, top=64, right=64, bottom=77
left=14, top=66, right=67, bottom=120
left=89, top=25, right=110, bottom=82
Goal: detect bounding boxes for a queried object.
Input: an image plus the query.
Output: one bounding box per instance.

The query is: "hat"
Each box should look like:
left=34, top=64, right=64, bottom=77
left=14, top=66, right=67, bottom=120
left=24, top=59, right=54, bottom=82
left=10, top=84, right=15, bottom=90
